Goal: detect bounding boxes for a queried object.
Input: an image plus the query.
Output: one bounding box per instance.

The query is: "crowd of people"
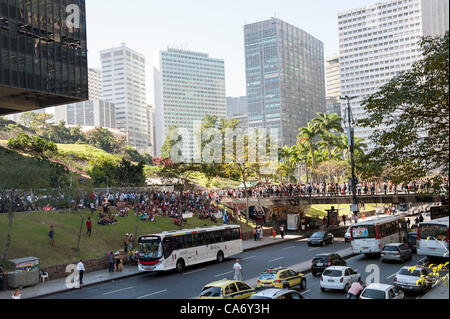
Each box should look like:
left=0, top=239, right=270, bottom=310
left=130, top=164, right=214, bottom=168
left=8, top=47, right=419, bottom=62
left=221, top=178, right=447, bottom=199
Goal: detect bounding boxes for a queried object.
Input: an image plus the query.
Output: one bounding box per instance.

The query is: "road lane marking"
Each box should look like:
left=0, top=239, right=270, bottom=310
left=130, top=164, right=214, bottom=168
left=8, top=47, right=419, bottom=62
left=308, top=248, right=320, bottom=251
left=282, top=246, right=296, bottom=250
left=268, top=257, right=285, bottom=263
left=183, top=268, right=206, bottom=275
left=242, top=256, right=256, bottom=261
left=386, top=273, right=397, bottom=279
left=137, top=289, right=168, bottom=299
left=215, top=271, right=234, bottom=278
left=302, top=289, right=311, bottom=294
left=102, top=286, right=134, bottom=295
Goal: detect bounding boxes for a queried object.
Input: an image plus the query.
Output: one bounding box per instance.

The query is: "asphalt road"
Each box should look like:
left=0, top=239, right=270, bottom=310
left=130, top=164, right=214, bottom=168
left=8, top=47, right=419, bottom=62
left=46, top=228, right=444, bottom=300
left=46, top=238, right=351, bottom=299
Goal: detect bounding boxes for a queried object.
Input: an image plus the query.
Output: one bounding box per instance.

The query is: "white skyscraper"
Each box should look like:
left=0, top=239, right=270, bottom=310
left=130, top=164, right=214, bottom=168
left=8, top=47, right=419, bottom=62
left=338, top=0, right=449, bottom=148
left=88, top=68, right=103, bottom=101
left=155, top=48, right=227, bottom=160
left=100, top=44, right=149, bottom=152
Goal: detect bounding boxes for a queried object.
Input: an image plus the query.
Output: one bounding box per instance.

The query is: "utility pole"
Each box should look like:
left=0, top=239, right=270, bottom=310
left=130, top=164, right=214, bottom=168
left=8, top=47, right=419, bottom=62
left=341, top=95, right=359, bottom=217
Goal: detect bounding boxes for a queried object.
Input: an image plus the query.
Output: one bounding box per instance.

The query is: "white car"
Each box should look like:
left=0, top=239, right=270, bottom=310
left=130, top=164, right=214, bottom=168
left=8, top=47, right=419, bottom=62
left=360, top=283, right=405, bottom=299
left=320, top=266, right=361, bottom=292
left=250, top=288, right=305, bottom=300
left=394, top=266, right=434, bottom=293
left=344, top=227, right=351, bottom=242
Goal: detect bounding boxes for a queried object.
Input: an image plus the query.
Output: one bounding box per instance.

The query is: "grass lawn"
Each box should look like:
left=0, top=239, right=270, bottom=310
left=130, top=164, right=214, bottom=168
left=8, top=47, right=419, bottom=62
left=306, top=203, right=383, bottom=218
left=0, top=208, right=248, bottom=270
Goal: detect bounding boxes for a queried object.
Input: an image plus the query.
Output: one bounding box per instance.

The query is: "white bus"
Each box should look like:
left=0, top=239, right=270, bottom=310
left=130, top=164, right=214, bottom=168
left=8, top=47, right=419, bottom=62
left=137, top=225, right=243, bottom=272
left=417, top=217, right=449, bottom=258
left=350, top=216, right=408, bottom=255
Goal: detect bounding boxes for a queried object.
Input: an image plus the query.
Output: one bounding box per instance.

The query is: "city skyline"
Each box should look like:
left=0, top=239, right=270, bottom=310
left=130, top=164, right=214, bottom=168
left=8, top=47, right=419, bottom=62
left=85, top=0, right=384, bottom=99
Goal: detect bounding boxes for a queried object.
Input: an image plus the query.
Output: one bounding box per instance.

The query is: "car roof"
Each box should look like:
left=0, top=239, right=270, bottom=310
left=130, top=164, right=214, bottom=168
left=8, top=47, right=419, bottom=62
left=384, top=243, right=403, bottom=247
left=204, top=280, right=241, bottom=288
left=324, top=266, right=349, bottom=271
left=399, top=266, right=425, bottom=271
left=365, top=283, right=394, bottom=291
left=263, top=267, right=288, bottom=273
left=314, top=253, right=334, bottom=257
left=252, top=288, right=294, bottom=297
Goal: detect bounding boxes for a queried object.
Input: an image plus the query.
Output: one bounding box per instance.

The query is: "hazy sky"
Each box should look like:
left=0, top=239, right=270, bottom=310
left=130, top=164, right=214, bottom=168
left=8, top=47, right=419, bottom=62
left=85, top=0, right=382, bottom=101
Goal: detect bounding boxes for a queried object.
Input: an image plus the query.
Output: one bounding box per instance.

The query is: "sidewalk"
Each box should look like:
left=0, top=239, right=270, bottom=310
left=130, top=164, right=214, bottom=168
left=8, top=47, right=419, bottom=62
left=421, top=282, right=449, bottom=299
left=0, top=234, right=304, bottom=299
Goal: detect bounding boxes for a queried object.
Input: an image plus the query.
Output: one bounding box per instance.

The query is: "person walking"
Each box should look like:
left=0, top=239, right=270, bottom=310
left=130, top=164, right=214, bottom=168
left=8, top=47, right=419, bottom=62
left=48, top=226, right=55, bottom=247
left=233, top=259, right=243, bottom=281
left=77, top=259, right=85, bottom=286
left=108, top=252, right=115, bottom=273
left=280, top=225, right=285, bottom=239
left=86, top=217, right=92, bottom=237
left=123, top=234, right=129, bottom=253
left=342, top=214, right=347, bottom=226
left=253, top=228, right=258, bottom=241
left=419, top=214, right=424, bottom=223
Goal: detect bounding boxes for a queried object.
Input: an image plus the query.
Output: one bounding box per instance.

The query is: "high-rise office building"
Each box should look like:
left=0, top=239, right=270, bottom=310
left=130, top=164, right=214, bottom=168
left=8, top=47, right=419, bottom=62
left=227, top=96, right=248, bottom=129
left=0, top=0, right=88, bottom=116
left=88, top=68, right=102, bottom=100
left=157, top=48, right=226, bottom=160
left=244, top=18, right=326, bottom=148
left=100, top=44, right=149, bottom=152
left=326, top=56, right=341, bottom=100
left=338, top=0, right=449, bottom=148
left=55, top=100, right=116, bottom=129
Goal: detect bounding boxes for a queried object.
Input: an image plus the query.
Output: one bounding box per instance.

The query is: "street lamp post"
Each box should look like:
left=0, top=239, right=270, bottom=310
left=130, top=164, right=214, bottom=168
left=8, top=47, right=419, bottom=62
left=340, top=95, right=359, bottom=217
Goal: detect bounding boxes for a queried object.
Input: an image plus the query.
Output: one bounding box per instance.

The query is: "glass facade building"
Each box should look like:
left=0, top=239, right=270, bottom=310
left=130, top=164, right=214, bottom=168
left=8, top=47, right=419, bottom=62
left=244, top=18, right=326, bottom=147
left=0, top=0, right=88, bottom=115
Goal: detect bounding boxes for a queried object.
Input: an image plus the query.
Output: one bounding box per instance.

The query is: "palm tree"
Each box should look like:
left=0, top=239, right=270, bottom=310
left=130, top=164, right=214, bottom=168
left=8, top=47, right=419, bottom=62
left=298, top=123, right=319, bottom=183
left=313, top=112, right=344, bottom=161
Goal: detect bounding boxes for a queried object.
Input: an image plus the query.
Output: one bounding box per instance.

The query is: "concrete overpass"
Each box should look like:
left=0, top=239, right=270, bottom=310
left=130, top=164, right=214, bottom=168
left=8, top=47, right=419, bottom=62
left=221, top=193, right=445, bottom=208
left=221, top=194, right=447, bottom=227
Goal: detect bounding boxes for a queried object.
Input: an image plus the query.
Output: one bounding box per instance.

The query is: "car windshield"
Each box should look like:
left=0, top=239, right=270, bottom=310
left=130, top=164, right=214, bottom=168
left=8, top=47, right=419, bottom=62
left=200, top=286, right=223, bottom=297
left=259, top=273, right=277, bottom=280
left=398, top=269, right=421, bottom=277
left=361, top=289, right=386, bottom=299
left=311, top=232, right=325, bottom=238
left=138, top=238, right=162, bottom=259
left=323, top=270, right=342, bottom=277
left=313, top=256, right=329, bottom=263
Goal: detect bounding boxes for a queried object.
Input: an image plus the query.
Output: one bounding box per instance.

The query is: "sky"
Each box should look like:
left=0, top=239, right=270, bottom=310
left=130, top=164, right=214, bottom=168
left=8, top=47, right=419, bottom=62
left=85, top=0, right=383, bottom=101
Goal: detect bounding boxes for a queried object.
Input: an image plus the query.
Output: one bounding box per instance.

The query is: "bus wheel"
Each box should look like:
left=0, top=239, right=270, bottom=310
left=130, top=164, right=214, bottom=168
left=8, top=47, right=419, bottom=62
left=176, top=259, right=185, bottom=273
left=217, top=251, right=224, bottom=263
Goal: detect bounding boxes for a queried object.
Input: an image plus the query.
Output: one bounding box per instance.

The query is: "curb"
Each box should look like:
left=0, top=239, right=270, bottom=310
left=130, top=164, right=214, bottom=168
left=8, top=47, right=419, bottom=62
left=28, top=237, right=304, bottom=299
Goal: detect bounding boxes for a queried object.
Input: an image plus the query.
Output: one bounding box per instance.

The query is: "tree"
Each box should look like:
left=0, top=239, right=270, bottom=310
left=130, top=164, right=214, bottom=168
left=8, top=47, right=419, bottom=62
left=313, top=112, right=344, bottom=161
left=298, top=123, right=319, bottom=183
left=85, top=127, right=126, bottom=154
left=358, top=32, right=449, bottom=183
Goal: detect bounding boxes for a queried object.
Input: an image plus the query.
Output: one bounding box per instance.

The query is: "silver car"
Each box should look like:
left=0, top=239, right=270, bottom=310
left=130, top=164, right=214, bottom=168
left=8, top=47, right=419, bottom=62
left=381, top=243, right=412, bottom=263
left=394, top=266, right=434, bottom=293
left=250, top=288, right=305, bottom=299
left=360, top=284, right=405, bottom=299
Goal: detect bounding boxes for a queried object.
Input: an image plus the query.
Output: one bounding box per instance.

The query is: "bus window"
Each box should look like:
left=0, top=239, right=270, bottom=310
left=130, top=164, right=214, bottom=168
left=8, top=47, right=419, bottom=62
left=205, top=232, right=214, bottom=245
left=194, top=233, right=204, bottom=246
left=175, top=236, right=184, bottom=250
left=184, top=234, right=193, bottom=249
left=163, top=237, right=173, bottom=258
left=223, top=229, right=232, bottom=241
left=232, top=228, right=241, bottom=240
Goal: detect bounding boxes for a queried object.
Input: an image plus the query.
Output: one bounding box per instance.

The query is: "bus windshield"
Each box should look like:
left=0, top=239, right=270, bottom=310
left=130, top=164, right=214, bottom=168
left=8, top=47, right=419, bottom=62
left=419, top=224, right=448, bottom=241
left=138, top=237, right=163, bottom=259
left=352, top=225, right=376, bottom=239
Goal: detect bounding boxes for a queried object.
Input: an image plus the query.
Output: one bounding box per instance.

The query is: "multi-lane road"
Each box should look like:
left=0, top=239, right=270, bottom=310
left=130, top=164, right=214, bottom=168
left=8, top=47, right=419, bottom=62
left=46, top=235, right=440, bottom=300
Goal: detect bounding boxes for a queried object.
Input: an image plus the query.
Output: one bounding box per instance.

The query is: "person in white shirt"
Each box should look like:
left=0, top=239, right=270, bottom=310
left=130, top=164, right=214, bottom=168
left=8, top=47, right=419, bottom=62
left=11, top=289, right=21, bottom=299
left=77, top=260, right=85, bottom=286
left=233, top=259, right=243, bottom=281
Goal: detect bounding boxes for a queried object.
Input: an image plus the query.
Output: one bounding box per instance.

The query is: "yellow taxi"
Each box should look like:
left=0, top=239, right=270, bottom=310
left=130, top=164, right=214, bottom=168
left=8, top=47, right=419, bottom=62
left=257, top=267, right=306, bottom=290
left=200, top=280, right=256, bottom=299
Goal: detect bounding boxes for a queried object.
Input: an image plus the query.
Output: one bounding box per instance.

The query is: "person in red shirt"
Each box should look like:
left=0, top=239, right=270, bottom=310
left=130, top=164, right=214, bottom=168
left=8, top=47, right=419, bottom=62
left=86, top=217, right=92, bottom=237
